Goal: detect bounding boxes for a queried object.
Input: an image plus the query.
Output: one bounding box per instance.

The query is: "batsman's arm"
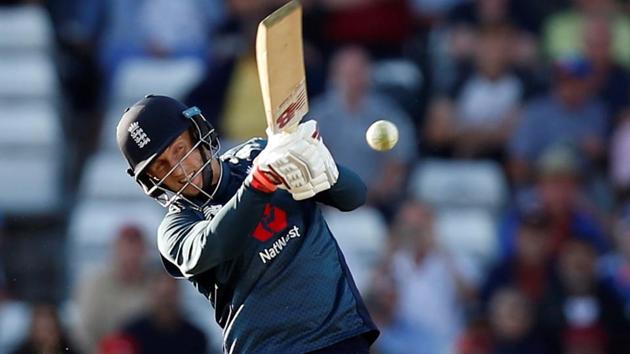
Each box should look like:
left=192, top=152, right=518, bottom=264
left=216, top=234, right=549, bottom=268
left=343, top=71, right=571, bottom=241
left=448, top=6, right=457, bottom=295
left=314, top=164, right=367, bottom=212
left=158, top=183, right=272, bottom=278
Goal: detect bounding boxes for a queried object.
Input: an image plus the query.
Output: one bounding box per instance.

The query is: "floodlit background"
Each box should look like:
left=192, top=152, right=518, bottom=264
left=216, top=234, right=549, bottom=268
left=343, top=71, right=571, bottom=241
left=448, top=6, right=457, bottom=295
left=0, top=0, right=629, bottom=353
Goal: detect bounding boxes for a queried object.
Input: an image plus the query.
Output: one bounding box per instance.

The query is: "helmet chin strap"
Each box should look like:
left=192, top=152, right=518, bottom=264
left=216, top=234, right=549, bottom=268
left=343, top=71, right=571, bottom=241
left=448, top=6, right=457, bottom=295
left=202, top=158, right=223, bottom=197
left=190, top=149, right=223, bottom=207
left=201, top=161, right=215, bottom=194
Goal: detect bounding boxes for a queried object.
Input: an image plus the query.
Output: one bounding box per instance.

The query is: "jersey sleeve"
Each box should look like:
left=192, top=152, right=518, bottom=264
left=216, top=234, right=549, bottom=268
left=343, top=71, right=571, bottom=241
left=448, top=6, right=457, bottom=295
left=314, top=164, right=367, bottom=212
left=158, top=185, right=272, bottom=278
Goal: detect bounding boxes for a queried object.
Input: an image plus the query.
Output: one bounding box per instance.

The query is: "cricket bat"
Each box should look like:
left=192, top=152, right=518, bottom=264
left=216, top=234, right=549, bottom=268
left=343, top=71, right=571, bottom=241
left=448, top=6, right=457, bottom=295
left=256, top=0, right=308, bottom=134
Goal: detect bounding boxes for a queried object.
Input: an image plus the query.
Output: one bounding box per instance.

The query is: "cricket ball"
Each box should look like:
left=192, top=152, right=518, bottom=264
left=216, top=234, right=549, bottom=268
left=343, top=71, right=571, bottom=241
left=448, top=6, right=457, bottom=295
left=366, top=120, right=399, bottom=151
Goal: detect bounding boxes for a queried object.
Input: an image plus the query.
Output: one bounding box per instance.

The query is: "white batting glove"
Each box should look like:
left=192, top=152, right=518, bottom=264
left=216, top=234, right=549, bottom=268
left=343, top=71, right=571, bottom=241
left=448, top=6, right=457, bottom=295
left=280, top=121, right=339, bottom=199
left=256, top=121, right=332, bottom=200
left=316, top=136, right=339, bottom=187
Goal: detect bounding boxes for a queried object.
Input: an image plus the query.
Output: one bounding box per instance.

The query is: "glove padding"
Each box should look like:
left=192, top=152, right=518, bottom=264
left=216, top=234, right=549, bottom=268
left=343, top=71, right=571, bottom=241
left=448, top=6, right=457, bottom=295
left=317, top=134, right=339, bottom=188
left=256, top=120, right=337, bottom=200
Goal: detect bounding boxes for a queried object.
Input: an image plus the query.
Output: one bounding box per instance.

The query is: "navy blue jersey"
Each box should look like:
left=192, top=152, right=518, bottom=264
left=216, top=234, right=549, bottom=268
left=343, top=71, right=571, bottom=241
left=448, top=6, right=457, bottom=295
left=157, top=138, right=379, bottom=353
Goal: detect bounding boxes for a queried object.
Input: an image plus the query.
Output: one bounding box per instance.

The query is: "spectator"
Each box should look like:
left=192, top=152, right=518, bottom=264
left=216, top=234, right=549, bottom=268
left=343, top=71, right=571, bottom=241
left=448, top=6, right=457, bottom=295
left=421, top=96, right=457, bottom=158
left=429, top=0, right=524, bottom=93
left=539, top=238, right=630, bottom=354
left=485, top=287, right=550, bottom=354
left=582, top=14, right=630, bottom=119
left=74, top=225, right=151, bottom=353
left=543, top=0, right=630, bottom=68
left=610, top=108, right=630, bottom=200
left=323, top=206, right=388, bottom=294
left=75, top=0, right=225, bottom=78
left=0, top=217, right=31, bottom=353
left=0, top=284, right=31, bottom=353
left=309, top=46, right=417, bottom=217
left=509, top=57, right=607, bottom=185
left=11, top=304, right=80, bottom=354
left=448, top=0, right=519, bottom=28
left=447, top=0, right=515, bottom=64
left=410, top=0, right=463, bottom=23
left=374, top=200, right=478, bottom=354
left=0, top=213, right=4, bottom=289
left=599, top=208, right=630, bottom=311
left=458, top=286, right=555, bottom=354
left=0, top=264, right=3, bottom=293
left=483, top=207, right=554, bottom=306
left=45, top=0, right=105, bottom=201
left=508, top=1, right=570, bottom=35
left=184, top=1, right=268, bottom=146
left=0, top=265, right=30, bottom=354
left=365, top=265, right=415, bottom=354
left=457, top=314, right=492, bottom=354
left=443, top=0, right=540, bottom=70
left=447, top=24, right=525, bottom=161
left=99, top=272, right=207, bottom=354
left=319, top=0, right=412, bottom=58
left=500, top=145, right=609, bottom=260
left=563, top=327, right=609, bottom=354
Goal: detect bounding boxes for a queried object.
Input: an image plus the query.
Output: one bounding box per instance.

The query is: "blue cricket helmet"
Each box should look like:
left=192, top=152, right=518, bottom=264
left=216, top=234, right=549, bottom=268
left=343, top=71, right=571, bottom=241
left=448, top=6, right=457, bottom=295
left=117, top=95, right=190, bottom=179
left=116, top=95, right=220, bottom=207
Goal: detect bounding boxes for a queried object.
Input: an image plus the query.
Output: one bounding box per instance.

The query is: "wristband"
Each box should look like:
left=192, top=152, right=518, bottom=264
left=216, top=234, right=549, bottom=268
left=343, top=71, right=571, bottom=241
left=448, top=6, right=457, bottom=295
left=250, top=167, right=278, bottom=194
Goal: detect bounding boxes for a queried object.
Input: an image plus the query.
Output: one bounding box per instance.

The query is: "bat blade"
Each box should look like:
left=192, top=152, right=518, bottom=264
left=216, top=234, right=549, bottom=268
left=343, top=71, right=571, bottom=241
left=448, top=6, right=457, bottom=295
left=256, top=0, right=308, bottom=134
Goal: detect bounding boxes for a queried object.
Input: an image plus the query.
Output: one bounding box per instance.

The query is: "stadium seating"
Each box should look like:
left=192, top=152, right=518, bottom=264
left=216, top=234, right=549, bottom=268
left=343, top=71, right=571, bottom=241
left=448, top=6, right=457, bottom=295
left=67, top=200, right=164, bottom=283
left=100, top=57, right=206, bottom=150
left=373, top=59, right=423, bottom=93
left=69, top=147, right=167, bottom=283
left=0, top=5, right=60, bottom=215
left=409, top=159, right=507, bottom=268
left=372, top=58, right=424, bottom=118
left=323, top=206, right=388, bottom=294
left=0, top=101, right=59, bottom=148
left=0, top=300, right=31, bottom=354
left=435, top=208, right=497, bottom=267
left=410, top=159, right=508, bottom=213
left=0, top=150, right=60, bottom=214
left=0, top=5, right=51, bottom=52
left=0, top=54, right=57, bottom=100
left=112, top=58, right=205, bottom=105
left=79, top=152, right=145, bottom=201
left=0, top=101, right=61, bottom=213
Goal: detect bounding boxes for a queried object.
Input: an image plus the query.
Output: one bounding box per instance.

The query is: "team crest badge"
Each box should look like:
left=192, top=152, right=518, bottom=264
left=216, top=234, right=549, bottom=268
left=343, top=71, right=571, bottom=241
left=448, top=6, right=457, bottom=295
left=128, top=122, right=151, bottom=148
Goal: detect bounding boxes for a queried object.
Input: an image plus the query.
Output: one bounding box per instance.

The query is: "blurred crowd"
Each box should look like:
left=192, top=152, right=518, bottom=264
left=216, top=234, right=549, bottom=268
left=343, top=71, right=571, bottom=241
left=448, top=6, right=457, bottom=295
left=0, top=0, right=629, bottom=353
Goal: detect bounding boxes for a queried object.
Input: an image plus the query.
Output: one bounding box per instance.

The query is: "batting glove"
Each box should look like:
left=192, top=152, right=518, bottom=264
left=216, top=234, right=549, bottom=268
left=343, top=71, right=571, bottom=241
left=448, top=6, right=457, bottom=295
left=315, top=134, right=339, bottom=187
left=256, top=121, right=332, bottom=200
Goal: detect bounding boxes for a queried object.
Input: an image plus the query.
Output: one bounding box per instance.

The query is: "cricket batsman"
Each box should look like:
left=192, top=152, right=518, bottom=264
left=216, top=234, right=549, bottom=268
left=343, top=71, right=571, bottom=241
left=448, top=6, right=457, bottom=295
left=116, top=95, right=379, bottom=353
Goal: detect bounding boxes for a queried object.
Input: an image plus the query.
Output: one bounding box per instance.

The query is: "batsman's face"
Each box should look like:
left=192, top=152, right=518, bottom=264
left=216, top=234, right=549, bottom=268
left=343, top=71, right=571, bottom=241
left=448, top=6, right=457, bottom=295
left=147, top=131, right=204, bottom=197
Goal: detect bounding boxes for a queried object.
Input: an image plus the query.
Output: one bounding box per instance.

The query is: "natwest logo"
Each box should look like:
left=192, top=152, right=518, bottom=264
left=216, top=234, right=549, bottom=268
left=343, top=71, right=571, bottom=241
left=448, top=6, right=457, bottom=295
left=259, top=226, right=301, bottom=264
left=252, top=204, right=287, bottom=241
